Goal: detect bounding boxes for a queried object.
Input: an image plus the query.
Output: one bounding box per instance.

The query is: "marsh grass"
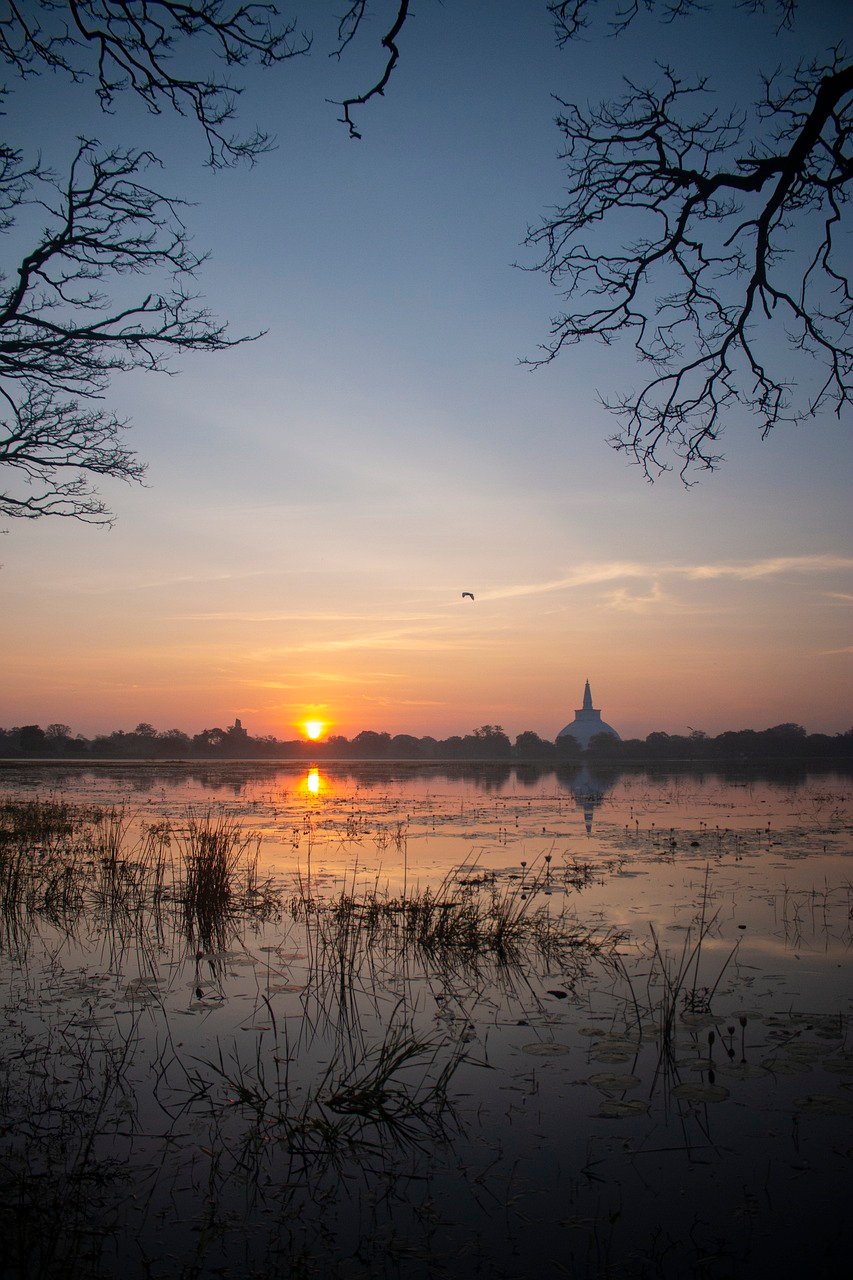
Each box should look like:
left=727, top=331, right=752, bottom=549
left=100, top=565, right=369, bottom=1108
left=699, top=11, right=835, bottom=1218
left=0, top=797, right=82, bottom=846
left=292, top=864, right=614, bottom=975
left=176, top=811, right=276, bottom=952
left=0, top=800, right=280, bottom=967
left=609, top=866, right=742, bottom=1100
left=185, top=998, right=464, bottom=1167
left=0, top=801, right=93, bottom=953
left=0, top=782, right=851, bottom=1279
left=0, top=1000, right=138, bottom=1280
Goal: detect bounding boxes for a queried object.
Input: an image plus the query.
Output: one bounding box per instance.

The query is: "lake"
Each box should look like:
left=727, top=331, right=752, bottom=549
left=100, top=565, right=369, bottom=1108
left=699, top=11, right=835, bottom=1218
left=0, top=761, right=850, bottom=1279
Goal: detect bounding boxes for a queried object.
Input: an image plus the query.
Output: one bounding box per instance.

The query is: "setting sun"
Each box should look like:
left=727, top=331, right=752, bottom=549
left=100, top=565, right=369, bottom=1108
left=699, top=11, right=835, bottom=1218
left=303, top=719, right=325, bottom=741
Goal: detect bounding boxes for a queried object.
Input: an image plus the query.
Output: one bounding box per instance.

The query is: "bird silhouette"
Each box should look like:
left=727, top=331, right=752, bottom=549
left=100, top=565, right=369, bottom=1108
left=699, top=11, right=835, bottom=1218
left=462, top=592, right=475, bottom=600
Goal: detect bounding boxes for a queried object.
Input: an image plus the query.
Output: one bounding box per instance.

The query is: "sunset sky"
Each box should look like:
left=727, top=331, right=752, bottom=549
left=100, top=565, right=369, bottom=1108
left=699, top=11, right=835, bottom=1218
left=1, top=1, right=850, bottom=741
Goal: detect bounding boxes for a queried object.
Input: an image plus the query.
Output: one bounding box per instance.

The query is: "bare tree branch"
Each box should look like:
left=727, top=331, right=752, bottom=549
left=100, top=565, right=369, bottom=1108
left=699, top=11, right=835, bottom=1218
left=0, top=141, right=254, bottom=522
left=528, top=4, right=851, bottom=477
left=332, top=0, right=411, bottom=140
left=548, top=0, right=797, bottom=44
left=0, top=1, right=311, bottom=166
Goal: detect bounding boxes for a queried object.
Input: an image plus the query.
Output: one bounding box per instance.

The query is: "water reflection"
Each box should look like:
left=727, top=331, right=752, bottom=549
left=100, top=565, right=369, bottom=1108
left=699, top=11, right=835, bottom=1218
left=304, top=767, right=321, bottom=796
left=556, top=764, right=617, bottom=834
left=0, top=769, right=850, bottom=1279
left=3, top=758, right=849, bottom=800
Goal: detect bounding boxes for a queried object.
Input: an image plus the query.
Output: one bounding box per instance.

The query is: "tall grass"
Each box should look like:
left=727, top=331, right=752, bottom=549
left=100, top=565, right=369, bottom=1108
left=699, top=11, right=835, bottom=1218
left=0, top=799, right=277, bottom=962
left=176, top=811, right=269, bottom=951
left=186, top=1001, right=464, bottom=1160
left=292, top=865, right=613, bottom=974
left=0, top=799, right=94, bottom=953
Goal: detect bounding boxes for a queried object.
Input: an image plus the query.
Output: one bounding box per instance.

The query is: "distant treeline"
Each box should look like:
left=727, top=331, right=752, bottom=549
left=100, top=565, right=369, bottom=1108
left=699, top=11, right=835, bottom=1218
left=1, top=720, right=851, bottom=763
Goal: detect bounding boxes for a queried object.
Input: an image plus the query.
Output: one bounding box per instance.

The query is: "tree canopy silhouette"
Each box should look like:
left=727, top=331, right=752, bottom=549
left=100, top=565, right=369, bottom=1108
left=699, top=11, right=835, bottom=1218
left=0, top=2, right=316, bottom=523
left=529, top=0, right=851, bottom=478
left=1, top=2, right=848, bottom=523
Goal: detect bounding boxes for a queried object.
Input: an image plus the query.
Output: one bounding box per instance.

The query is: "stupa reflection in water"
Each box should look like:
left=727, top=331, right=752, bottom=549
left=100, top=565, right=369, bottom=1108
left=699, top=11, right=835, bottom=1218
left=556, top=681, right=621, bottom=833
left=556, top=765, right=616, bottom=835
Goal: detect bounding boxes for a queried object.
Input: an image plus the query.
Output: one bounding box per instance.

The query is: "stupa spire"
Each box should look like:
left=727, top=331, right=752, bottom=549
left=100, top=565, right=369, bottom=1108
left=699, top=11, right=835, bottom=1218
left=556, top=679, right=621, bottom=750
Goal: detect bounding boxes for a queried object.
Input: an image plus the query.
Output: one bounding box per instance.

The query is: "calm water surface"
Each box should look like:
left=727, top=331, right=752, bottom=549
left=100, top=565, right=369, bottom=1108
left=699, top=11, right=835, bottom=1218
left=1, top=763, right=850, bottom=1279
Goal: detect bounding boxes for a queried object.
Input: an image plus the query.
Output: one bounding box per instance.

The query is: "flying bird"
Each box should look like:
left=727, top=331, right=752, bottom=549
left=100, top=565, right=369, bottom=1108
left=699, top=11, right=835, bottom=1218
left=462, top=592, right=475, bottom=600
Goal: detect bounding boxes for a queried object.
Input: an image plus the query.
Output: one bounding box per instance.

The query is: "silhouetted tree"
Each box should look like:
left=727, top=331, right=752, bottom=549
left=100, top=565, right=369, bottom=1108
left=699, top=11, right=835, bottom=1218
left=766, top=722, right=807, bottom=739
left=530, top=1, right=851, bottom=477
left=350, top=730, right=392, bottom=758
left=0, top=2, right=317, bottom=524
left=0, top=4, right=435, bottom=526
left=18, top=724, right=46, bottom=754
left=3, top=4, right=846, bottom=524
left=469, top=725, right=512, bottom=759
left=555, top=733, right=583, bottom=764
left=515, top=731, right=556, bottom=760
left=0, top=141, right=257, bottom=523
left=586, top=731, right=622, bottom=759
left=192, top=727, right=229, bottom=754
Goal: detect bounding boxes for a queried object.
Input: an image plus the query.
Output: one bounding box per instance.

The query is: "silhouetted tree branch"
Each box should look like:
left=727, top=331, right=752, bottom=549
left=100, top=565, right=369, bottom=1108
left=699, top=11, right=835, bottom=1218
left=0, top=3, right=423, bottom=524
left=0, top=0, right=310, bottom=167
left=0, top=141, right=250, bottom=523
left=332, top=0, right=411, bottom=140
left=530, top=2, right=851, bottom=477
left=548, top=0, right=797, bottom=44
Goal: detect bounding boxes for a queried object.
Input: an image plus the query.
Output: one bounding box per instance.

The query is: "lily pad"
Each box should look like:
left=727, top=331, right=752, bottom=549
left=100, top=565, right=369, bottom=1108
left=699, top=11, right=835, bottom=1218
left=522, top=1042, right=570, bottom=1056
left=823, top=1056, right=853, bottom=1075
left=793, top=1094, right=853, bottom=1117
left=671, top=1083, right=729, bottom=1103
left=762, top=1058, right=810, bottom=1075
left=720, top=1063, right=767, bottom=1079
left=587, top=1072, right=642, bottom=1092
left=592, top=1049, right=632, bottom=1064
left=596, top=1099, right=650, bottom=1118
left=782, top=1042, right=828, bottom=1060
left=680, top=1012, right=718, bottom=1029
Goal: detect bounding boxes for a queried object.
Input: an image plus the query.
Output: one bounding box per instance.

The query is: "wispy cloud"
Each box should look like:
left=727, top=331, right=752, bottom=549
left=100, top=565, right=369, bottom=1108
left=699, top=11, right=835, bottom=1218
left=477, top=554, right=853, bottom=603
left=179, top=611, right=444, bottom=623
left=61, top=569, right=285, bottom=596
left=684, top=555, right=853, bottom=580
left=477, top=564, right=643, bottom=601
left=245, top=671, right=407, bottom=689
left=361, top=695, right=448, bottom=708
left=601, top=583, right=690, bottom=613
left=299, top=627, right=491, bottom=654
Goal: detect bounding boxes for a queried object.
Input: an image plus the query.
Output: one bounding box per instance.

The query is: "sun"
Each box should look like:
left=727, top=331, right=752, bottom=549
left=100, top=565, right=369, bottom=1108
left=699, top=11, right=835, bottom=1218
left=303, top=719, right=325, bottom=741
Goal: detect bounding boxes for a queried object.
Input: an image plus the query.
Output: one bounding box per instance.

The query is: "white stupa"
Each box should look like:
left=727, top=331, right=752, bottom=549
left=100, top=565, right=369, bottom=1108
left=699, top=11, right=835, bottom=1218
left=556, top=679, right=621, bottom=749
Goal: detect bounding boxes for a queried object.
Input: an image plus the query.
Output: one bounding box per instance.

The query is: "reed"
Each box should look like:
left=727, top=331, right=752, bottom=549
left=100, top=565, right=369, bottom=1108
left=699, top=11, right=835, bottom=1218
left=187, top=1003, right=463, bottom=1158
left=177, top=811, right=264, bottom=950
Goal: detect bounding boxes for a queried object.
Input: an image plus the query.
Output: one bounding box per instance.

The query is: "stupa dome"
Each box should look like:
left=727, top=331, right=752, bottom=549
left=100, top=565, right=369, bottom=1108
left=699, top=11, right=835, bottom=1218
left=556, top=680, right=621, bottom=749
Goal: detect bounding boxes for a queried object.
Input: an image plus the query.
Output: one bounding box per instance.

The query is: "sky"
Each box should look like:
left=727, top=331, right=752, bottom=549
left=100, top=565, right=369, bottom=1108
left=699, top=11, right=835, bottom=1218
left=0, top=0, right=850, bottom=742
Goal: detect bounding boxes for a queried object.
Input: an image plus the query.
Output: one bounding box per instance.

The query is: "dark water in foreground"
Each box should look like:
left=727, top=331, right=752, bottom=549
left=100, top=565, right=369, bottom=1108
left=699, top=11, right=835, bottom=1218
left=0, top=764, right=850, bottom=1279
